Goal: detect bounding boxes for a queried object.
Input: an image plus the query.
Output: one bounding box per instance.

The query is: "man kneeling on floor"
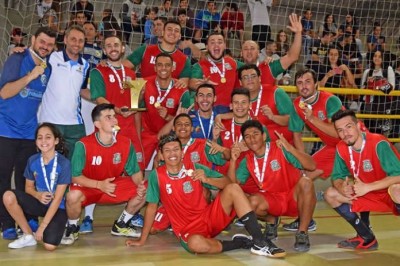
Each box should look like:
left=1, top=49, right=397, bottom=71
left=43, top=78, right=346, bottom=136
left=126, top=133, right=286, bottom=258
left=62, top=103, right=146, bottom=245
left=325, top=109, right=400, bottom=250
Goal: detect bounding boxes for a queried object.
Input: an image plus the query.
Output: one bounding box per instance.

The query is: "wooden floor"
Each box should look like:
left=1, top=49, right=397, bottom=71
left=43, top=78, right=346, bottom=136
left=1, top=202, right=399, bottom=266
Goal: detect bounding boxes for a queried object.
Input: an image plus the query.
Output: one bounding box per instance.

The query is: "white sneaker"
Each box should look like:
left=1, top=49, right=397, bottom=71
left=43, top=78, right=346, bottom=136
left=8, top=234, right=37, bottom=249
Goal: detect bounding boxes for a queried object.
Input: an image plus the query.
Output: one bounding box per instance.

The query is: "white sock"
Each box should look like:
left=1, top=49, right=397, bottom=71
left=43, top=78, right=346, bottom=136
left=68, top=219, right=79, bottom=226
left=118, top=210, right=133, bottom=224
left=84, top=204, right=96, bottom=220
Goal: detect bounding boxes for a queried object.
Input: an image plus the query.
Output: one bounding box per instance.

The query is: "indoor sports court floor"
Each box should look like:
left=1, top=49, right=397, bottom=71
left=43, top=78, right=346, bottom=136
left=0, top=201, right=398, bottom=266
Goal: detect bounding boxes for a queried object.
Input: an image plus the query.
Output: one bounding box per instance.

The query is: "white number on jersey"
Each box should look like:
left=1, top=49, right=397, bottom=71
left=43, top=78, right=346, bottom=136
left=166, top=183, right=172, bottom=194
left=154, top=212, right=164, bottom=222
left=91, top=156, right=102, bottom=165
left=224, top=131, right=231, bottom=140
left=109, top=74, right=115, bottom=83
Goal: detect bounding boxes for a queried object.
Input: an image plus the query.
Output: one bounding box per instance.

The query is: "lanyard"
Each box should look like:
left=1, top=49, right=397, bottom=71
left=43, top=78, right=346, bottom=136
left=207, top=56, right=226, bottom=82
left=231, top=118, right=243, bottom=142
left=107, top=62, right=126, bottom=93
left=198, top=111, right=214, bottom=139
left=40, top=152, right=58, bottom=193
left=251, top=86, right=263, bottom=116
left=253, top=143, right=270, bottom=188
left=167, top=165, right=188, bottom=179
left=155, top=80, right=174, bottom=104
left=348, top=137, right=366, bottom=178
left=30, top=48, right=47, bottom=68
left=182, top=138, right=193, bottom=158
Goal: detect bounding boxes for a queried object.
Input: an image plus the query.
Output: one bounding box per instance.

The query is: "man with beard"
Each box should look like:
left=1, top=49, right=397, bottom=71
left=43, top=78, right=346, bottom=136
left=241, top=13, right=302, bottom=86
left=0, top=27, right=57, bottom=239
left=190, top=32, right=244, bottom=108
left=123, top=20, right=191, bottom=88
left=325, top=109, right=400, bottom=250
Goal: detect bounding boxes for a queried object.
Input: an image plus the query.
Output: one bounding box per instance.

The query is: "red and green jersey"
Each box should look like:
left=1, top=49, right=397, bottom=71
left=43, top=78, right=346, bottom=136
left=331, top=132, right=400, bottom=187
left=192, top=56, right=244, bottom=107
left=251, top=84, right=294, bottom=142
left=290, top=91, right=343, bottom=147
left=71, top=133, right=140, bottom=180
left=182, top=138, right=226, bottom=169
left=127, top=44, right=191, bottom=79
left=259, top=60, right=285, bottom=85
left=141, top=76, right=191, bottom=134
left=236, top=142, right=302, bottom=192
left=146, top=164, right=223, bottom=237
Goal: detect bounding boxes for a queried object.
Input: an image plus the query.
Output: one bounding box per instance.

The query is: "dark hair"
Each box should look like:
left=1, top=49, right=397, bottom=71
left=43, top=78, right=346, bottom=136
left=164, top=19, right=181, bottom=30
left=173, top=113, right=193, bottom=126
left=227, top=3, right=239, bottom=11
left=34, top=27, right=57, bottom=39
left=240, top=120, right=264, bottom=137
left=91, top=103, right=115, bottom=122
left=322, top=30, right=333, bottom=38
left=231, top=87, right=250, bottom=101
left=331, top=109, right=358, bottom=124
left=36, top=123, right=68, bottom=156
left=196, top=83, right=215, bottom=96
left=103, top=31, right=124, bottom=44
left=158, top=132, right=182, bottom=150
left=238, top=64, right=261, bottom=79
left=324, top=13, right=336, bottom=24
left=325, top=46, right=343, bottom=66
left=155, top=52, right=173, bottom=63
left=177, top=8, right=187, bottom=16
left=206, top=31, right=225, bottom=44
left=294, top=68, right=318, bottom=84
left=155, top=16, right=168, bottom=24
left=83, top=21, right=97, bottom=30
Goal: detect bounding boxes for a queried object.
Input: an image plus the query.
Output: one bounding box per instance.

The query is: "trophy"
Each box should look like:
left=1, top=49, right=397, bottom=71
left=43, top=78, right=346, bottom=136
left=123, top=78, right=147, bottom=111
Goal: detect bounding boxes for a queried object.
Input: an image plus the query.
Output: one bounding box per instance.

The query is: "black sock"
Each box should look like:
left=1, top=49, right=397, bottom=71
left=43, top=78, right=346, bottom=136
left=395, top=203, right=400, bottom=214
left=239, top=211, right=263, bottom=245
left=221, top=239, right=244, bottom=252
left=360, top=211, right=370, bottom=227
left=334, top=204, right=375, bottom=242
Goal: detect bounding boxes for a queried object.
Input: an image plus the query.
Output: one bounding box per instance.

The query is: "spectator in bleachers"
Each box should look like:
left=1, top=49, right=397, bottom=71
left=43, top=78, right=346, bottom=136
left=172, top=0, right=195, bottom=28
left=120, top=0, right=147, bottom=43
left=71, top=0, right=94, bottom=22
left=36, top=0, right=55, bottom=21
left=247, top=0, right=274, bottom=50
left=276, top=30, right=290, bottom=57
left=220, top=3, right=244, bottom=49
left=301, top=9, right=315, bottom=59
left=194, top=0, right=221, bottom=43
left=144, top=7, right=158, bottom=43
left=318, top=14, right=338, bottom=40
left=146, top=16, right=167, bottom=44
left=8, top=28, right=27, bottom=56
left=367, top=23, right=386, bottom=54
left=338, top=12, right=363, bottom=53
left=158, top=0, right=174, bottom=19
left=306, top=31, right=333, bottom=70
left=336, top=31, right=363, bottom=85
left=40, top=0, right=60, bottom=32
left=259, top=41, right=279, bottom=62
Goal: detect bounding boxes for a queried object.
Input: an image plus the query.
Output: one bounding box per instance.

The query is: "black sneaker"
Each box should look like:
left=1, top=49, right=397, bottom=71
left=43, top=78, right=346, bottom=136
left=294, top=231, right=310, bottom=252
left=283, top=218, right=316, bottom=232
left=251, top=239, right=286, bottom=258
left=111, top=220, right=141, bottom=237
left=264, top=217, right=280, bottom=240
left=61, top=224, right=79, bottom=245
left=232, top=234, right=253, bottom=249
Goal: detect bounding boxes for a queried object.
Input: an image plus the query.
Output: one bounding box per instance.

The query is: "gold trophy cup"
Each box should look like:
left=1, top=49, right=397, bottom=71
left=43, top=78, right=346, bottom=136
left=124, top=79, right=147, bottom=111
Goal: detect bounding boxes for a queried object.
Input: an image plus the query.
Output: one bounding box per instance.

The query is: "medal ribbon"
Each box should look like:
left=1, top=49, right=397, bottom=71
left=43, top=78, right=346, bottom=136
left=155, top=80, right=174, bottom=104
left=107, top=62, right=126, bottom=92
left=198, top=111, right=214, bottom=139
left=253, top=142, right=270, bottom=188
left=348, top=136, right=366, bottom=178
left=207, top=56, right=225, bottom=80
left=40, top=152, right=58, bottom=193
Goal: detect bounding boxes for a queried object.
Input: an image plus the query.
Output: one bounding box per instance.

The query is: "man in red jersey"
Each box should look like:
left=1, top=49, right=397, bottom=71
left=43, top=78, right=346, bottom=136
left=126, top=133, right=286, bottom=258
left=62, top=104, right=146, bottom=245
left=229, top=120, right=316, bottom=252
left=240, top=13, right=302, bottom=85
left=139, top=53, right=191, bottom=168
left=325, top=109, right=400, bottom=250
left=123, top=20, right=191, bottom=88
left=190, top=32, right=244, bottom=107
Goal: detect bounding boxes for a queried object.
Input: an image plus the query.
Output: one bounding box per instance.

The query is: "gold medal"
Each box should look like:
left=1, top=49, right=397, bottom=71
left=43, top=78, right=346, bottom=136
left=154, top=102, right=161, bottom=108
left=40, top=61, right=47, bottom=69
left=220, top=77, right=226, bottom=83
left=299, top=101, right=306, bottom=109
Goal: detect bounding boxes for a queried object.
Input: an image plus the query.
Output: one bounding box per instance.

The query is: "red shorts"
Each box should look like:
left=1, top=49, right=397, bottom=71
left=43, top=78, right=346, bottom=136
left=70, top=177, right=139, bottom=207
left=151, top=205, right=171, bottom=232
left=313, top=145, right=336, bottom=179
left=260, top=188, right=298, bottom=217
left=179, top=194, right=236, bottom=243
left=351, top=190, right=398, bottom=215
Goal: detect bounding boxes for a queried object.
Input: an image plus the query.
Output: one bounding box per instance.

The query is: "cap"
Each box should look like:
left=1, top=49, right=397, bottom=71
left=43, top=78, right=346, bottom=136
left=194, top=42, right=206, bottom=51
left=11, top=28, right=27, bottom=37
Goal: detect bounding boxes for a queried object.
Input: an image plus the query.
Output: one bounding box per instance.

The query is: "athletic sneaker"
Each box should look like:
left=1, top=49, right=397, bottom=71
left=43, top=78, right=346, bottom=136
left=61, top=224, right=79, bottom=245
left=294, top=231, right=310, bottom=252
left=111, top=220, right=141, bottom=237
left=264, top=217, right=281, bottom=240
left=129, top=213, right=144, bottom=228
left=79, top=216, right=93, bottom=234
left=234, top=219, right=245, bottom=227
left=282, top=218, right=317, bottom=232
left=2, top=228, right=18, bottom=240
left=250, top=239, right=286, bottom=258
left=8, top=234, right=37, bottom=249
left=232, top=234, right=253, bottom=249
left=337, top=235, right=378, bottom=250
left=28, top=219, right=39, bottom=233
